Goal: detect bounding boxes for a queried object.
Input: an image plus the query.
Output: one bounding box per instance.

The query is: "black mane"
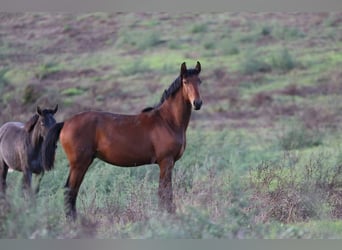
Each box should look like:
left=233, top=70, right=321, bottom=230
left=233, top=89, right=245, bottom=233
left=142, top=69, right=198, bottom=112
left=24, top=114, right=39, bottom=132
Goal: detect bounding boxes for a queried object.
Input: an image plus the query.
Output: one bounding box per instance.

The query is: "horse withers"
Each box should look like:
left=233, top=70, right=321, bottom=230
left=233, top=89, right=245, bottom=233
left=0, top=105, right=58, bottom=196
left=43, top=61, right=203, bottom=221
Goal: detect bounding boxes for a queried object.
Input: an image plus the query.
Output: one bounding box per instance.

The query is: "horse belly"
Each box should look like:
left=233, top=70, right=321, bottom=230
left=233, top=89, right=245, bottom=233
left=96, top=137, right=155, bottom=167
left=97, top=149, right=154, bottom=167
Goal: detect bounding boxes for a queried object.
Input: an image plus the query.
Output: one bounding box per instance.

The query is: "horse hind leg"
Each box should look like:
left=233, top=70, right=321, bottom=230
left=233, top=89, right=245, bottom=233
left=64, top=174, right=77, bottom=221
left=64, top=158, right=93, bottom=221
left=0, top=161, right=8, bottom=196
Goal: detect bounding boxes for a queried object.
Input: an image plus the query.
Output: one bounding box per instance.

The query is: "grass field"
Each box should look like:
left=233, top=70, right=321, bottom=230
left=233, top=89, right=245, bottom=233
left=1, top=12, right=342, bottom=238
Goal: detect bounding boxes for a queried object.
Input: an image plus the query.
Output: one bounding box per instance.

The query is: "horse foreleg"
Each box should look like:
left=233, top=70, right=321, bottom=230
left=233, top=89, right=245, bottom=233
left=22, top=170, right=33, bottom=198
left=158, top=158, right=176, bottom=213
left=34, top=172, right=44, bottom=194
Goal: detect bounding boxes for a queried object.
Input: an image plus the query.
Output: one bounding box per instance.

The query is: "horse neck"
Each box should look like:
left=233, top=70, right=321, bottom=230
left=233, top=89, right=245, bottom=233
left=159, top=88, right=192, bottom=132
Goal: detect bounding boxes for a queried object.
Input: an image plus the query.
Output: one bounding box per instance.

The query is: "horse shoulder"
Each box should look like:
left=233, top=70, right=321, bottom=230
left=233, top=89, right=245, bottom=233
left=149, top=114, right=187, bottom=161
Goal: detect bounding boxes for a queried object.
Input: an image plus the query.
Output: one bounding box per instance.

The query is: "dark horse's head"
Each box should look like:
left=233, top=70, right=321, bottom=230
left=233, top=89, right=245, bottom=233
left=142, top=61, right=203, bottom=113
left=180, top=61, right=203, bottom=110
left=24, top=105, right=58, bottom=140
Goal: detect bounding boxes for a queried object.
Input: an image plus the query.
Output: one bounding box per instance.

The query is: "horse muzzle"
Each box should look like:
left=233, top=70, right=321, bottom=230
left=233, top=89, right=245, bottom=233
left=193, top=99, right=203, bottom=110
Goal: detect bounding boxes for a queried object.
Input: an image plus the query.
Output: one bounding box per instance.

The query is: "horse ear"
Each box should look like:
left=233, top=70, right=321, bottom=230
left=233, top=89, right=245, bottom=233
left=195, top=61, right=201, bottom=74
left=36, top=106, right=43, bottom=116
left=52, top=104, right=58, bottom=114
left=180, top=62, right=187, bottom=77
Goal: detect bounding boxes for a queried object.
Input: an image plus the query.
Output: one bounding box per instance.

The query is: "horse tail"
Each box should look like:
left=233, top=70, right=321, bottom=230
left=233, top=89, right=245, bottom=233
left=42, top=122, right=64, bottom=171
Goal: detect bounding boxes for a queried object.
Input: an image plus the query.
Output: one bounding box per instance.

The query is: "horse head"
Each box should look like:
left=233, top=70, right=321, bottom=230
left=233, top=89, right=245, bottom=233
left=35, top=104, right=58, bottom=139
left=180, top=61, right=203, bottom=110
left=23, top=105, right=58, bottom=143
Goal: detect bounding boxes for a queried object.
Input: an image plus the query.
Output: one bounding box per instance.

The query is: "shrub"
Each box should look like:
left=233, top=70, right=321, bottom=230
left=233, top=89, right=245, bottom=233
left=22, top=84, right=42, bottom=104
left=116, top=30, right=162, bottom=51
left=261, top=25, right=272, bottom=36
left=203, top=41, right=215, bottom=50
left=0, top=68, right=9, bottom=91
left=235, top=30, right=262, bottom=44
left=218, top=38, right=239, bottom=56
left=271, top=48, right=297, bottom=73
left=168, top=40, right=182, bottom=50
left=190, top=23, right=208, bottom=34
left=61, top=87, right=86, bottom=96
left=279, top=123, right=323, bottom=151
left=240, top=50, right=271, bottom=75
left=34, top=62, right=61, bottom=81
left=137, top=31, right=162, bottom=50
left=120, top=60, right=152, bottom=76
left=250, top=152, right=338, bottom=223
left=273, top=25, right=305, bottom=40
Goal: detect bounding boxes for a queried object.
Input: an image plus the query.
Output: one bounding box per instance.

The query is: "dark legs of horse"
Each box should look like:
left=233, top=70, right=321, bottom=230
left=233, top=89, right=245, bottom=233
left=158, top=158, right=176, bottom=213
left=64, top=181, right=78, bottom=221
left=0, top=162, right=8, bottom=196
left=34, top=172, right=44, bottom=194
left=22, top=170, right=33, bottom=198
left=64, top=159, right=92, bottom=221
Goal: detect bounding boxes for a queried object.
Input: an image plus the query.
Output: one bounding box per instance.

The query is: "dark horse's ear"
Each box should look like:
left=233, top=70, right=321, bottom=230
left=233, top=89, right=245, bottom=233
left=37, top=106, right=43, bottom=116
left=180, top=62, right=187, bottom=77
left=195, top=61, right=201, bottom=74
left=52, top=104, right=58, bottom=114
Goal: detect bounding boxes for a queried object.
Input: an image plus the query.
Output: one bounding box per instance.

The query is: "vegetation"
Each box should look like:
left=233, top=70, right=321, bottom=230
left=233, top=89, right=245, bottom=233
left=0, top=12, right=342, bottom=238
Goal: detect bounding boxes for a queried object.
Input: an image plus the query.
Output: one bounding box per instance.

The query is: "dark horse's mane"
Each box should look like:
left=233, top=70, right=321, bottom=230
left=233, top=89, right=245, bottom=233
left=142, top=69, right=198, bottom=112
left=24, top=114, right=39, bottom=132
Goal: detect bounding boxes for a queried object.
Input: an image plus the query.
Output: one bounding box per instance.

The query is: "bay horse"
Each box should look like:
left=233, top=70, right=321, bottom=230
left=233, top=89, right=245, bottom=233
left=42, top=61, right=203, bottom=220
left=0, top=105, right=58, bottom=196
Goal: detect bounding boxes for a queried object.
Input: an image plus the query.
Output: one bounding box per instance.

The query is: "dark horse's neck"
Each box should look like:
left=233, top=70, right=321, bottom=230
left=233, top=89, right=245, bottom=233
left=31, top=125, right=43, bottom=154
left=24, top=114, right=43, bottom=155
left=159, top=86, right=192, bottom=132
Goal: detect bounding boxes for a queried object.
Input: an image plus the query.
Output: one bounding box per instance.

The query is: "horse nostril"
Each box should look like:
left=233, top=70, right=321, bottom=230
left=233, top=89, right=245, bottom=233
left=193, top=99, right=203, bottom=110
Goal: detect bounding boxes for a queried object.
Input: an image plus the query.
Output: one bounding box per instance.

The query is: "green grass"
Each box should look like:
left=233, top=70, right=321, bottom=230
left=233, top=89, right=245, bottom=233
left=279, top=123, right=323, bottom=150
left=3, top=68, right=33, bottom=86
left=0, top=68, right=9, bottom=93
left=116, top=29, right=162, bottom=50
left=2, top=127, right=342, bottom=238
left=61, top=87, right=87, bottom=96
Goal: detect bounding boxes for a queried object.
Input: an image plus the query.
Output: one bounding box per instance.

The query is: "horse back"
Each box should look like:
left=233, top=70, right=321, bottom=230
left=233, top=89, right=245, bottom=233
left=0, top=122, right=28, bottom=171
left=59, top=111, right=158, bottom=167
left=0, top=122, right=26, bottom=144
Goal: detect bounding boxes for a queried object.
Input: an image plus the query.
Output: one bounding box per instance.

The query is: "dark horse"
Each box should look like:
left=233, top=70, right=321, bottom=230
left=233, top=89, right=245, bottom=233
left=0, top=105, right=58, bottom=196
left=43, top=61, right=202, bottom=220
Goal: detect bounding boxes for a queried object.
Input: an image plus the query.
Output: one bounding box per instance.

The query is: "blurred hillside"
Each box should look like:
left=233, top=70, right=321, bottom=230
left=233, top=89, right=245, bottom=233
left=0, top=12, right=341, bottom=130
